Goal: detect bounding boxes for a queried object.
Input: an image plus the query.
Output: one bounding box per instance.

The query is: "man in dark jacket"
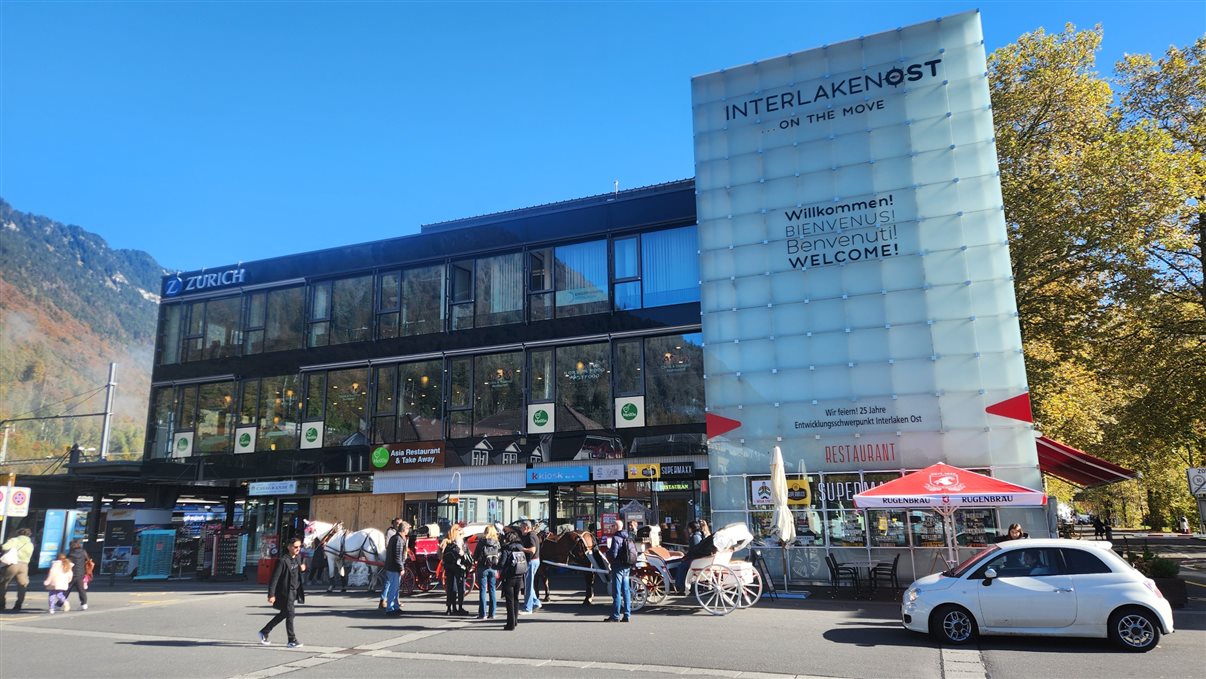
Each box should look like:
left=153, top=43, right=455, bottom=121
left=258, top=538, right=305, bottom=647
left=66, top=539, right=90, bottom=610
left=499, top=529, right=526, bottom=631
left=604, top=518, right=634, bottom=622
left=382, top=521, right=409, bottom=615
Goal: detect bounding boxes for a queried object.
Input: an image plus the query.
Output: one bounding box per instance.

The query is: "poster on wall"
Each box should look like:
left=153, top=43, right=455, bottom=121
left=692, top=10, right=1037, bottom=488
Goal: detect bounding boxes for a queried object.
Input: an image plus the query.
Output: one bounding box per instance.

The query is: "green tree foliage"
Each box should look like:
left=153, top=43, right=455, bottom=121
left=990, top=28, right=1205, bottom=527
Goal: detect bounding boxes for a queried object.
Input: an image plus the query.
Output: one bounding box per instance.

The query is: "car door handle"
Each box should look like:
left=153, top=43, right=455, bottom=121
left=1052, top=587, right=1073, bottom=593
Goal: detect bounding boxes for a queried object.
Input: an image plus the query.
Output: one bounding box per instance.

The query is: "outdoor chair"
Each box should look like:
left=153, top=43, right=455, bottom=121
left=824, top=553, right=860, bottom=598
left=870, top=553, right=900, bottom=596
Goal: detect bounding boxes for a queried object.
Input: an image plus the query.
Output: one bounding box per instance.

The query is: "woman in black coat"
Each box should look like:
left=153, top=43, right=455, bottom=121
left=257, top=538, right=305, bottom=647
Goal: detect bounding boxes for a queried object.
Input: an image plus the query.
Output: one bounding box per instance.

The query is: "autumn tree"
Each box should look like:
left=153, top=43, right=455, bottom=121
left=990, top=27, right=1205, bottom=527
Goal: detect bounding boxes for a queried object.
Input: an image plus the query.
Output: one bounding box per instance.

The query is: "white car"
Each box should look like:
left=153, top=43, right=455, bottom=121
left=902, top=539, right=1174, bottom=652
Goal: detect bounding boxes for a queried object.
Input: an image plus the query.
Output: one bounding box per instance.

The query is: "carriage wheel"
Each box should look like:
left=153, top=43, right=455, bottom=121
left=693, top=565, right=739, bottom=616
left=464, top=566, right=478, bottom=594
left=735, top=566, right=762, bottom=608
left=634, top=565, right=667, bottom=605
left=415, top=569, right=435, bottom=592
left=400, top=570, right=417, bottom=596
left=629, top=573, right=649, bottom=612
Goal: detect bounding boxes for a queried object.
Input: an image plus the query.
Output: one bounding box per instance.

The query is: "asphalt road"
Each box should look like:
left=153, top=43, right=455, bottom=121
left=0, top=573, right=1202, bottom=679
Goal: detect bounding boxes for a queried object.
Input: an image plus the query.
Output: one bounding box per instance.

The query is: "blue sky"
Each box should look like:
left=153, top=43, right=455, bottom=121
left=2, top=1, right=1201, bottom=273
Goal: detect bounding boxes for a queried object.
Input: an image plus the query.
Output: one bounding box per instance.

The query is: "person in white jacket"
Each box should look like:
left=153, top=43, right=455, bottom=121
left=43, top=554, right=73, bottom=614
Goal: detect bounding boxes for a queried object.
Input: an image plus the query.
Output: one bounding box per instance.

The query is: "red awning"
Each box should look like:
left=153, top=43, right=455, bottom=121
left=1036, top=436, right=1138, bottom=489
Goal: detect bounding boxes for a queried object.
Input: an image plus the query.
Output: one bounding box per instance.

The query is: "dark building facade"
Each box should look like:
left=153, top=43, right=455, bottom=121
left=145, top=180, right=708, bottom=546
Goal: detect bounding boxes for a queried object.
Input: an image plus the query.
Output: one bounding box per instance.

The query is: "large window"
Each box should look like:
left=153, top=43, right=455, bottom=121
left=240, top=375, right=302, bottom=451
left=372, top=360, right=443, bottom=442
left=555, top=240, right=609, bottom=317
left=176, top=297, right=242, bottom=362
left=556, top=343, right=611, bottom=430
left=156, top=305, right=184, bottom=365
left=323, top=367, right=369, bottom=446
left=377, top=264, right=445, bottom=338
left=473, top=352, right=524, bottom=436
left=194, top=381, right=237, bottom=453
left=642, top=226, right=699, bottom=307
left=245, top=286, right=305, bottom=354
left=643, top=333, right=705, bottom=425
left=309, top=275, right=372, bottom=347
left=147, top=387, right=177, bottom=457
left=449, top=254, right=524, bottom=331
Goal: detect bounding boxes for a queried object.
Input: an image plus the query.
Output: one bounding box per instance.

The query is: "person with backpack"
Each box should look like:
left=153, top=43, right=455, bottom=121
left=440, top=525, right=470, bottom=616
left=498, top=528, right=528, bottom=630
left=473, top=524, right=501, bottom=620
left=604, top=518, right=637, bottom=622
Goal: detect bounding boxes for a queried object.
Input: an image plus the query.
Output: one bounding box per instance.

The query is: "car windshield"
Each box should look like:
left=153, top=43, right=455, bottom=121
left=946, top=545, right=999, bottom=577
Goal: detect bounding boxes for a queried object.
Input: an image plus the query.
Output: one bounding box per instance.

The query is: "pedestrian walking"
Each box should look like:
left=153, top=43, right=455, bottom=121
left=66, top=539, right=91, bottom=610
left=473, top=524, right=501, bottom=620
left=604, top=518, right=636, bottom=623
left=519, top=520, right=542, bottom=614
left=0, top=528, right=35, bottom=612
left=43, top=553, right=73, bottom=614
left=382, top=521, right=408, bottom=616
left=379, top=518, right=402, bottom=608
left=1178, top=515, right=1190, bottom=535
left=257, top=537, right=306, bottom=648
left=441, top=525, right=470, bottom=615
left=499, top=528, right=528, bottom=631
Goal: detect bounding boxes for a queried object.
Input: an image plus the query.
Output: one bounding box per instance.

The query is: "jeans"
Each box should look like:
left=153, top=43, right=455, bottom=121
left=522, top=558, right=541, bottom=612
left=382, top=570, right=401, bottom=611
left=477, top=567, right=497, bottom=618
left=610, top=567, right=632, bottom=620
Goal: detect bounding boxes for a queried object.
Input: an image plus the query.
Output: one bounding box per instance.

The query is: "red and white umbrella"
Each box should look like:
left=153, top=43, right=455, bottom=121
left=853, top=463, right=1046, bottom=565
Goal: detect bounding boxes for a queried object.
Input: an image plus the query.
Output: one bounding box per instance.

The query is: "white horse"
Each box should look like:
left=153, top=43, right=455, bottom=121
left=303, top=520, right=387, bottom=593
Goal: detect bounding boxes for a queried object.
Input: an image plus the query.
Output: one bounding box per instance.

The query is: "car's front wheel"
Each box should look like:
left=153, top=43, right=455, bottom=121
left=930, top=604, right=977, bottom=645
left=1108, top=607, right=1161, bottom=652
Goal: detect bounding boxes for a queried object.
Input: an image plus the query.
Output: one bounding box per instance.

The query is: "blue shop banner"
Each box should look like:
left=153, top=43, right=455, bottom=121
left=527, top=466, right=590, bottom=485
left=38, top=509, right=67, bottom=569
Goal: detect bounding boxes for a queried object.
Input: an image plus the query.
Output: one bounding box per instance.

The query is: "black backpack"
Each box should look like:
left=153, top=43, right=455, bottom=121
left=478, top=539, right=500, bottom=568
left=613, top=532, right=639, bottom=567
left=501, top=545, right=528, bottom=578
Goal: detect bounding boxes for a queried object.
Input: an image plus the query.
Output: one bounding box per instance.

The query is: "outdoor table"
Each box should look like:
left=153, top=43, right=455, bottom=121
left=843, top=559, right=880, bottom=598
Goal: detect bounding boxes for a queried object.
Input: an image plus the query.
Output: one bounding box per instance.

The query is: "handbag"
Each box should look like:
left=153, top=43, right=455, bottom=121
left=1, top=547, right=18, bottom=567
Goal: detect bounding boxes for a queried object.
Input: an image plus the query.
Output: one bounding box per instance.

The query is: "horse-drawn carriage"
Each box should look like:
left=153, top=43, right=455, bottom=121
left=538, top=522, right=763, bottom=616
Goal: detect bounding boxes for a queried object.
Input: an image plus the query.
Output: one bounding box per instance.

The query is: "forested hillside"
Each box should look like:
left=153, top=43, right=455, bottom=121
left=0, top=199, right=164, bottom=464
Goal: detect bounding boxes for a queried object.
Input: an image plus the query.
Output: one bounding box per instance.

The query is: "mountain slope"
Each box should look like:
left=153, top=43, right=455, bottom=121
left=0, top=198, right=165, bottom=461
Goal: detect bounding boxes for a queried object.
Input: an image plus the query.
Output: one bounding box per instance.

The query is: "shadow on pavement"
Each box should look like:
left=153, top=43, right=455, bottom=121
left=822, top=626, right=935, bottom=648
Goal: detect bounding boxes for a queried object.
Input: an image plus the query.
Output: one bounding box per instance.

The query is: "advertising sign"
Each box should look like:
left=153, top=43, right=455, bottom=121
left=592, top=463, right=625, bottom=481
left=248, top=480, right=299, bottom=496
left=299, top=422, right=324, bottom=449
left=234, top=426, right=257, bottom=454
left=660, top=462, right=695, bottom=479
left=692, top=11, right=1036, bottom=487
left=38, top=509, right=67, bottom=569
left=527, top=466, right=591, bottom=485
left=614, top=396, right=646, bottom=429
left=527, top=404, right=555, bottom=434
left=786, top=478, right=812, bottom=506
left=0, top=486, right=31, bottom=518
left=626, top=463, right=661, bottom=480
left=173, top=432, right=194, bottom=458
left=370, top=441, right=446, bottom=469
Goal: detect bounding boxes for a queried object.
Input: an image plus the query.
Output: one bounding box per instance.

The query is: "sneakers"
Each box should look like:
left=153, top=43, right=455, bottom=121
left=257, top=631, right=270, bottom=645
left=48, top=608, right=56, bottom=615
left=603, top=617, right=618, bottom=622
left=62, top=601, right=70, bottom=612
left=622, top=616, right=631, bottom=622
left=487, top=615, right=496, bottom=620
left=287, top=641, right=303, bottom=648
left=518, top=610, right=533, bottom=615
left=81, top=604, right=88, bottom=611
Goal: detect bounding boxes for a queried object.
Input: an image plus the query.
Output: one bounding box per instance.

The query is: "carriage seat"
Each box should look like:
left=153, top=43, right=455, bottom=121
left=645, top=545, right=685, bottom=563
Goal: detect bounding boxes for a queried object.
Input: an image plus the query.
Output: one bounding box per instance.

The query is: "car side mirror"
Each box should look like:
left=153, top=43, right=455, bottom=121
left=982, top=567, right=997, bottom=586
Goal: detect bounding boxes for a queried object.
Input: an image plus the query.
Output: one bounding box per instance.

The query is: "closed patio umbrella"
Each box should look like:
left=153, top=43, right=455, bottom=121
left=770, top=446, right=796, bottom=543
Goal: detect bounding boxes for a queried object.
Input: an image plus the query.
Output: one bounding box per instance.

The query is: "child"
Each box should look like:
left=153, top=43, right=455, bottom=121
left=44, top=553, right=73, bottom=614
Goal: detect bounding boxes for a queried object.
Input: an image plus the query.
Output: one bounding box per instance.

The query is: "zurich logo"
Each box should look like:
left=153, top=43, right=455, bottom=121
left=165, top=278, right=183, bottom=297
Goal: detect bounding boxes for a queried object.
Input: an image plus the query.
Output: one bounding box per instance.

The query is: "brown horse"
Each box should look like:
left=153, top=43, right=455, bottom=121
left=536, top=529, right=599, bottom=605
